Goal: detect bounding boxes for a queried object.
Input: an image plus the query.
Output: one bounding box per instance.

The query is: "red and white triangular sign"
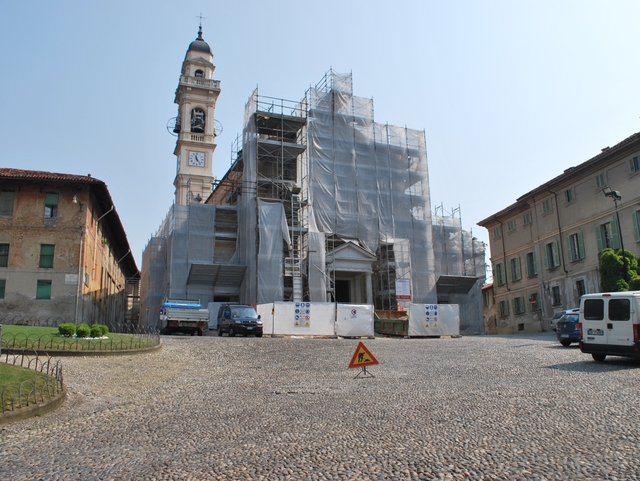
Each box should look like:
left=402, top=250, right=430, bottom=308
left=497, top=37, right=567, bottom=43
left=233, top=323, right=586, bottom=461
left=348, top=341, right=379, bottom=369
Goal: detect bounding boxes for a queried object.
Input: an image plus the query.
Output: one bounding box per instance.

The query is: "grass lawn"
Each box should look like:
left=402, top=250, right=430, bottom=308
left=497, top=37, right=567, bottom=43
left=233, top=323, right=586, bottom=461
left=1, top=325, right=159, bottom=352
left=0, top=363, right=56, bottom=412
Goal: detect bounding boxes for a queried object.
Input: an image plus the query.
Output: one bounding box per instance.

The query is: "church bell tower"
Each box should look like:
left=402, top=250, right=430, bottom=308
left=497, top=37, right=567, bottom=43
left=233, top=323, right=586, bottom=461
left=172, top=25, right=220, bottom=205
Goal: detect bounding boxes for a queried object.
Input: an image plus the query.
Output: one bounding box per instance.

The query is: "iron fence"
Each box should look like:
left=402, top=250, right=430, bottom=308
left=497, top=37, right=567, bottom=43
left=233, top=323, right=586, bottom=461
left=0, top=313, right=155, bottom=335
left=1, top=331, right=160, bottom=352
left=1, top=351, right=64, bottom=414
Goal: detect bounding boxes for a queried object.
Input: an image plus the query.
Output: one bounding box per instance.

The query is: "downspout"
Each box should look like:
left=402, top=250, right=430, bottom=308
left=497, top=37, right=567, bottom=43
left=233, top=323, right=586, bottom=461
left=547, top=185, right=569, bottom=275
left=497, top=219, right=510, bottom=292
left=75, top=227, right=85, bottom=326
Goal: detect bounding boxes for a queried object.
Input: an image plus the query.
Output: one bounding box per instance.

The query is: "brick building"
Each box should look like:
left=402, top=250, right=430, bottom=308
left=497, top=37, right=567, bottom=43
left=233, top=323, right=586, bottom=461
left=0, top=168, right=139, bottom=329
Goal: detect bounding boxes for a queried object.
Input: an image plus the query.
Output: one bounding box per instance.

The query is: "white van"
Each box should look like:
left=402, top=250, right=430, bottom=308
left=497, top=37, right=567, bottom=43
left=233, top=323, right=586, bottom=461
left=579, top=291, right=640, bottom=362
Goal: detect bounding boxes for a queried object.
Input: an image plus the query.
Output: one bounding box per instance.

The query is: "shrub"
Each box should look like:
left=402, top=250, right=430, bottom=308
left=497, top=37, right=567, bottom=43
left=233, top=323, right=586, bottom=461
left=58, top=323, right=76, bottom=337
left=76, top=323, right=91, bottom=338
left=90, top=324, right=108, bottom=337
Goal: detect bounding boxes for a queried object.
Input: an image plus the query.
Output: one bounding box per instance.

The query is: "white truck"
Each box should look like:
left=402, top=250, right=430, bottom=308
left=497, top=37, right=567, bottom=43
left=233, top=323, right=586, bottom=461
left=159, top=299, right=210, bottom=336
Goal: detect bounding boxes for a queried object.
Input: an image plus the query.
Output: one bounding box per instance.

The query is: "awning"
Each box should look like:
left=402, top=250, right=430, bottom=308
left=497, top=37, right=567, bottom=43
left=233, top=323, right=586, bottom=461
left=436, top=275, right=479, bottom=296
left=187, top=263, right=246, bottom=292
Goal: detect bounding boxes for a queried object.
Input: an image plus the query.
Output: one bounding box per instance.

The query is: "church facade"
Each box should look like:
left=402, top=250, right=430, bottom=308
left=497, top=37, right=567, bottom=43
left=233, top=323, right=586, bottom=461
left=140, top=27, right=485, bottom=334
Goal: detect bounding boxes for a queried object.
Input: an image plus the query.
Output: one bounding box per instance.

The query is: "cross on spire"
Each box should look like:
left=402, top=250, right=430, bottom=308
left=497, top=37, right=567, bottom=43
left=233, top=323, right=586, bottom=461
left=197, top=12, right=205, bottom=27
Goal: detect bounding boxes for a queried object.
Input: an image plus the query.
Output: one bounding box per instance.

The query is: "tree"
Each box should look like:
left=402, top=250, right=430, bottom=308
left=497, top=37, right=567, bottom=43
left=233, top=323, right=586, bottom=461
left=599, top=248, right=640, bottom=292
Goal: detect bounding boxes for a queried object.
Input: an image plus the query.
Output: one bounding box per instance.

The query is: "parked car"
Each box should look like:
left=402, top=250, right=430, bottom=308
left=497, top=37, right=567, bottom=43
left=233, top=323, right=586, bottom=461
left=217, top=304, right=263, bottom=337
left=550, top=308, right=579, bottom=331
left=555, top=312, right=581, bottom=346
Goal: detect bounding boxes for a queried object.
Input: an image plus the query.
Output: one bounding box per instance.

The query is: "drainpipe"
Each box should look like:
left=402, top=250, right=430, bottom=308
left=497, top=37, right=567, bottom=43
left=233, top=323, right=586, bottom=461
left=497, top=219, right=510, bottom=292
left=547, top=185, right=569, bottom=275
left=75, top=227, right=84, bottom=326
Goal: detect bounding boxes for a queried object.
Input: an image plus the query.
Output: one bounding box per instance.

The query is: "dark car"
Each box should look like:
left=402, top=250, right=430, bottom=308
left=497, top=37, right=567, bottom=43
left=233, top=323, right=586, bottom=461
left=217, top=304, right=263, bottom=337
left=550, top=308, right=579, bottom=331
left=555, top=312, right=580, bottom=346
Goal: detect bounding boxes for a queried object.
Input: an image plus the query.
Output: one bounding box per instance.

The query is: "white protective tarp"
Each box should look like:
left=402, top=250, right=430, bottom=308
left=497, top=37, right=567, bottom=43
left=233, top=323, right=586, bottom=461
left=258, top=301, right=335, bottom=336
left=336, top=304, right=374, bottom=338
left=408, top=303, right=459, bottom=337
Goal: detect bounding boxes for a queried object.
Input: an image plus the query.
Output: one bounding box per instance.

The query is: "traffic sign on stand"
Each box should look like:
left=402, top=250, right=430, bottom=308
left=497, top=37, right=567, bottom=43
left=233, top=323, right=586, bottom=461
left=348, top=341, right=379, bottom=378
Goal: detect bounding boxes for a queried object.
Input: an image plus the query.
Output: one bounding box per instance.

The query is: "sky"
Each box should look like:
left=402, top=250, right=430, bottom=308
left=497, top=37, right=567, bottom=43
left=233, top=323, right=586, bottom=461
left=1, top=1, right=639, bottom=271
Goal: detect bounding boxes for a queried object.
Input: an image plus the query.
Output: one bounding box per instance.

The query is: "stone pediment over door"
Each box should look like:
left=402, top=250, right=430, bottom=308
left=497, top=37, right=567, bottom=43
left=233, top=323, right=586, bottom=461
left=327, top=242, right=377, bottom=274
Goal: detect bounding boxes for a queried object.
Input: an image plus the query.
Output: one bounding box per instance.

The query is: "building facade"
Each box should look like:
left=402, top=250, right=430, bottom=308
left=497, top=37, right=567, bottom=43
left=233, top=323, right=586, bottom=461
left=0, top=168, right=139, bottom=329
left=141, top=29, right=486, bottom=334
left=478, top=133, right=640, bottom=334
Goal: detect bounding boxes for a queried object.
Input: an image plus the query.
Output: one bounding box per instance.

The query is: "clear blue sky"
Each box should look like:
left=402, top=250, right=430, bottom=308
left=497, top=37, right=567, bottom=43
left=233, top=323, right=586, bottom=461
left=2, top=1, right=639, bottom=270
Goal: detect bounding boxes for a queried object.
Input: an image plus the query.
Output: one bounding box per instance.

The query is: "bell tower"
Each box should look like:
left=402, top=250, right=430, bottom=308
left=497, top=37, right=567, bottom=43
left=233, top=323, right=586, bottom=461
left=172, top=25, right=220, bottom=205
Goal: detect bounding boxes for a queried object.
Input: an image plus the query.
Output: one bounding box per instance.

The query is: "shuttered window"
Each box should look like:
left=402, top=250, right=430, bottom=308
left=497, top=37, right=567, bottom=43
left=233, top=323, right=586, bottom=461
left=39, top=244, right=55, bottom=268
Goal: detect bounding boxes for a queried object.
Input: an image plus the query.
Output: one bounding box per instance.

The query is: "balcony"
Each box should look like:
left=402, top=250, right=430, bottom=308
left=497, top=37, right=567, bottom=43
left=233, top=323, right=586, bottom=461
left=179, top=76, right=220, bottom=90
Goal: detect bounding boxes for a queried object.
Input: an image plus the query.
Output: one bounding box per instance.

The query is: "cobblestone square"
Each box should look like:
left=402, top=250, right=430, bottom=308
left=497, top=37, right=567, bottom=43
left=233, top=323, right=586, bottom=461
left=2, top=333, right=639, bottom=480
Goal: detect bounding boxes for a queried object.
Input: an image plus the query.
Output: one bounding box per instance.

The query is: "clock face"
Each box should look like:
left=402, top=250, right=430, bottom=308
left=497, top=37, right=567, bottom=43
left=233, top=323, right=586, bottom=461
left=189, top=151, right=205, bottom=167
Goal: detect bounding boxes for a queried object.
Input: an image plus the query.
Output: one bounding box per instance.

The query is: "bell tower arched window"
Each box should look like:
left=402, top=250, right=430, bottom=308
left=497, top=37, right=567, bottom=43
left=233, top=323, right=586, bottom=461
left=194, top=69, right=204, bottom=78
left=191, top=108, right=205, bottom=133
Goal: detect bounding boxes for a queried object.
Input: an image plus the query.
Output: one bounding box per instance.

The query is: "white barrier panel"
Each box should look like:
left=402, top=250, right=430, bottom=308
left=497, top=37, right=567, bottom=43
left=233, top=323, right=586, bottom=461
left=258, top=301, right=335, bottom=336
left=408, top=304, right=460, bottom=337
left=336, top=304, right=374, bottom=338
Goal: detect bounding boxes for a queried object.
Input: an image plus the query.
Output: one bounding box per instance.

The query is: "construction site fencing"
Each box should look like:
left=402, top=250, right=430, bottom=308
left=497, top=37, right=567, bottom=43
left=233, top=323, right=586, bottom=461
left=1, top=351, right=64, bottom=414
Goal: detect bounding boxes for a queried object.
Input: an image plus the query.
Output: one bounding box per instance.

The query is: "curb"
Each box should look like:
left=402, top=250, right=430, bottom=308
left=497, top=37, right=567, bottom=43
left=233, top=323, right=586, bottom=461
left=0, top=384, right=67, bottom=426
left=2, top=343, right=162, bottom=357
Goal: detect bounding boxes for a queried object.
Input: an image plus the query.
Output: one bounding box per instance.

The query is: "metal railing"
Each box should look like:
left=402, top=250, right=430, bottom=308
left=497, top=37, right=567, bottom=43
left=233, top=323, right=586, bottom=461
left=1, top=351, right=64, bottom=414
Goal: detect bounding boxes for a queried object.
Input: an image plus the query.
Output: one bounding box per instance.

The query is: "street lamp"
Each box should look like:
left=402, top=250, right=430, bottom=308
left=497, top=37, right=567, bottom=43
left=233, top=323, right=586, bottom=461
left=603, top=187, right=628, bottom=282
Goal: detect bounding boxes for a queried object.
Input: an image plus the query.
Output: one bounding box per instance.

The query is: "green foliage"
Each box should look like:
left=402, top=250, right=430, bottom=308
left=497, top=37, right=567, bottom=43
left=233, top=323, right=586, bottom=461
left=90, top=324, right=108, bottom=337
left=599, top=248, right=640, bottom=292
left=58, top=323, right=76, bottom=337
left=76, top=323, right=91, bottom=338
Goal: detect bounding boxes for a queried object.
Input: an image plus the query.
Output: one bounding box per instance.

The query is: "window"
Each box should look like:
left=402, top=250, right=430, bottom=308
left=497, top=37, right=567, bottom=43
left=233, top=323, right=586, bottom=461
left=194, top=69, right=204, bottom=78
left=498, top=300, right=509, bottom=317
left=609, top=299, right=630, bottom=321
left=494, top=263, right=506, bottom=286
left=39, top=244, right=55, bottom=268
left=522, top=212, right=531, bottom=226
left=0, top=191, right=14, bottom=216
left=633, top=211, right=640, bottom=242
left=0, top=279, right=5, bottom=299
left=507, top=220, right=515, bottom=232
left=584, top=299, right=604, bottom=320
left=542, top=198, right=552, bottom=214
left=596, top=221, right=619, bottom=252
left=514, top=296, right=526, bottom=315
left=509, top=257, right=522, bottom=282
left=492, top=227, right=501, bottom=239
left=596, top=173, right=606, bottom=189
left=630, top=156, right=639, bottom=172
left=564, top=188, right=574, bottom=203
left=36, top=280, right=52, bottom=299
left=0, top=244, right=8, bottom=267
left=190, top=108, right=205, bottom=133
left=529, top=292, right=540, bottom=311
left=44, top=192, right=59, bottom=218
left=552, top=286, right=561, bottom=306
left=567, top=232, right=585, bottom=261
left=544, top=241, right=560, bottom=269
left=525, top=251, right=537, bottom=277
left=576, top=279, right=586, bottom=297
left=482, top=289, right=492, bottom=307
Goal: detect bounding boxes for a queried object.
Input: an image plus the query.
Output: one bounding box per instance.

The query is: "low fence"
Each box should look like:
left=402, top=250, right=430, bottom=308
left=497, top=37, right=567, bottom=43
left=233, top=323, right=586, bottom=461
left=1, top=351, right=64, bottom=414
left=0, top=313, right=153, bottom=335
left=1, top=331, right=160, bottom=352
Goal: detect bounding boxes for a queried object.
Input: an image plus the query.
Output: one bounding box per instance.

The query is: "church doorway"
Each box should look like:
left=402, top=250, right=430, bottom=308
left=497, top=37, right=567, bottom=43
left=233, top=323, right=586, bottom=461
left=335, top=279, right=351, bottom=303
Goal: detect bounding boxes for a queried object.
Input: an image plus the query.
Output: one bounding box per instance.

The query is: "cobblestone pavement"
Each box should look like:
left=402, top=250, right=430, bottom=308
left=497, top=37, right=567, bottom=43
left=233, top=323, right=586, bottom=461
left=1, top=332, right=640, bottom=480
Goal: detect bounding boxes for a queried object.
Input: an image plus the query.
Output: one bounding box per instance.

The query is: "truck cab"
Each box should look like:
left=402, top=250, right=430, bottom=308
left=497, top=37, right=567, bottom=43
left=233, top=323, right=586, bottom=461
left=579, top=291, right=640, bottom=362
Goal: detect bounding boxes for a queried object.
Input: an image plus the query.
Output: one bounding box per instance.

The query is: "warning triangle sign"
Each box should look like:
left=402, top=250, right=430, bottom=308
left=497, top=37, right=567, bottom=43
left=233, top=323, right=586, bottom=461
left=348, top=341, right=379, bottom=369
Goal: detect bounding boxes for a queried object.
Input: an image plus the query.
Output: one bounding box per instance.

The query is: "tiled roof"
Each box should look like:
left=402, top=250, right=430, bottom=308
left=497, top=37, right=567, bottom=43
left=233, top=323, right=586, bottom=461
left=0, top=168, right=102, bottom=184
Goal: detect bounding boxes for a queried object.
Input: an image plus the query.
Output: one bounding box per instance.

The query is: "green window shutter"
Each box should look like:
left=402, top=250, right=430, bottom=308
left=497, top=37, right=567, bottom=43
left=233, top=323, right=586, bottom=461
left=566, top=235, right=573, bottom=262
left=532, top=251, right=537, bottom=275
left=515, top=257, right=521, bottom=280
left=44, top=193, right=59, bottom=205
left=577, top=232, right=585, bottom=259
left=0, top=192, right=14, bottom=215
left=634, top=212, right=640, bottom=243
left=552, top=241, right=560, bottom=267
left=596, top=226, right=603, bottom=252
left=36, top=280, right=51, bottom=299
left=631, top=158, right=638, bottom=173
left=611, top=220, right=620, bottom=250
left=0, top=279, right=5, bottom=299
left=40, top=244, right=54, bottom=268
